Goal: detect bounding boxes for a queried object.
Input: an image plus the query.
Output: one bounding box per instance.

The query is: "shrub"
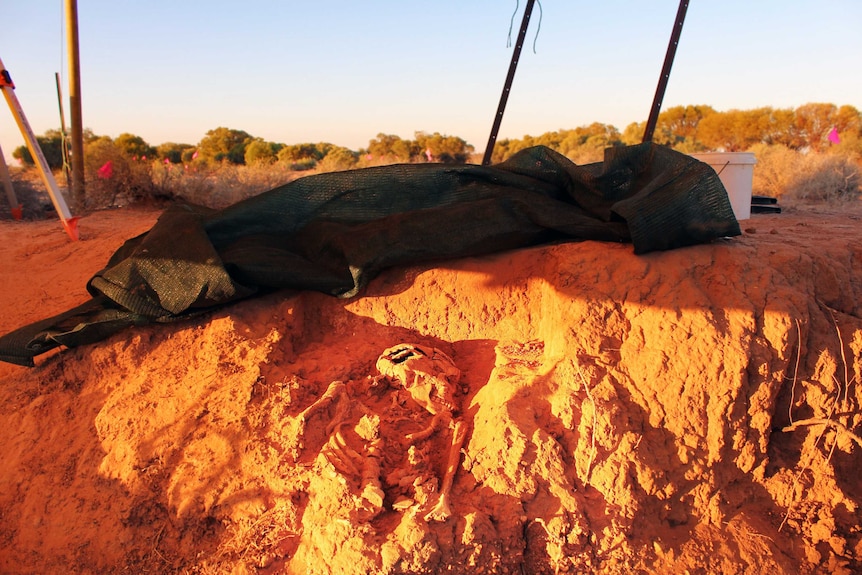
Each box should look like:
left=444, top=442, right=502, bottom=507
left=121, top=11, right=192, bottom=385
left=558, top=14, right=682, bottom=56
left=11, top=129, right=66, bottom=170
left=750, top=143, right=799, bottom=199
left=157, top=142, right=195, bottom=164
left=244, top=139, right=278, bottom=166
left=281, top=159, right=317, bottom=171
left=317, top=147, right=359, bottom=173
left=750, top=143, right=860, bottom=202
left=785, top=153, right=860, bottom=202
left=83, top=138, right=163, bottom=209
left=115, top=133, right=156, bottom=159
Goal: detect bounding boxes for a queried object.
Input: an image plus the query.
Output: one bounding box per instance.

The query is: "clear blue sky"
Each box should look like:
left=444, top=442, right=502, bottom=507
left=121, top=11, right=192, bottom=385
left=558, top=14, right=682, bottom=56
left=2, top=1, right=861, bottom=162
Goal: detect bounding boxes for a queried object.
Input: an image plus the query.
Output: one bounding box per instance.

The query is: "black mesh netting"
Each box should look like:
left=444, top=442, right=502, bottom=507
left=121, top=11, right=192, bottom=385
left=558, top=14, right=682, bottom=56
left=0, top=143, right=740, bottom=366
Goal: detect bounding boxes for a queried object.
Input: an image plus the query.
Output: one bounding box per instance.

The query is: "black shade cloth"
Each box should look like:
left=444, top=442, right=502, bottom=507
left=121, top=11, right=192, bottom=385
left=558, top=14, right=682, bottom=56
left=0, top=144, right=739, bottom=366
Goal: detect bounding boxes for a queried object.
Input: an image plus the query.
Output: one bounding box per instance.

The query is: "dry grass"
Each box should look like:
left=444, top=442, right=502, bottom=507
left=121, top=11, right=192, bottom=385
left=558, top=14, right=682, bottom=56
left=4, top=145, right=861, bottom=218
left=750, top=144, right=861, bottom=203
left=151, top=162, right=306, bottom=209
left=1, top=168, right=53, bottom=219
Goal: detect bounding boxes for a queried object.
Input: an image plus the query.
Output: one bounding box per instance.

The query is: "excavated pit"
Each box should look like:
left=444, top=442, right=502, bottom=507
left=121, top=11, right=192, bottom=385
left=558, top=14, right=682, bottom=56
left=0, top=204, right=860, bottom=574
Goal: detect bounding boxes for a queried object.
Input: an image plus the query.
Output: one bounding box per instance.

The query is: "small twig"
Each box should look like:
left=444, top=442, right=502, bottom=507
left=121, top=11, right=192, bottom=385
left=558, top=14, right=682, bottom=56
left=782, top=418, right=862, bottom=448
left=826, top=307, right=851, bottom=410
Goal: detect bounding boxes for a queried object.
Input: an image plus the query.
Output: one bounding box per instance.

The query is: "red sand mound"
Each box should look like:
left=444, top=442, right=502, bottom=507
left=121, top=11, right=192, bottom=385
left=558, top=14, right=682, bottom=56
left=0, top=204, right=860, bottom=574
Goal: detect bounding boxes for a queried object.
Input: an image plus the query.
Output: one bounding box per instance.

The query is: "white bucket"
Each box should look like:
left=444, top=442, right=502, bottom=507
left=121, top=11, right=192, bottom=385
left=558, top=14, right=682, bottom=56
left=690, top=152, right=756, bottom=221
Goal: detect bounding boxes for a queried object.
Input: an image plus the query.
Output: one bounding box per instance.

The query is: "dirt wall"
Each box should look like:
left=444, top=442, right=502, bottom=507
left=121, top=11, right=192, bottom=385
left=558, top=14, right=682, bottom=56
left=0, top=205, right=859, bottom=574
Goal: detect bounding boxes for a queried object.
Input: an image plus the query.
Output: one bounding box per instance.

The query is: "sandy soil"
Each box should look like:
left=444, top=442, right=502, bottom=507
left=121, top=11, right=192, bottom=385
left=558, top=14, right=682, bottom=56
left=0, top=202, right=860, bottom=574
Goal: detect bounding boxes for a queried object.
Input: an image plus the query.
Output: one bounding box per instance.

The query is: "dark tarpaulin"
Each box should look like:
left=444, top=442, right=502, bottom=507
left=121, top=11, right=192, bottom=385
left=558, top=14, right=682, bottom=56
left=0, top=143, right=740, bottom=366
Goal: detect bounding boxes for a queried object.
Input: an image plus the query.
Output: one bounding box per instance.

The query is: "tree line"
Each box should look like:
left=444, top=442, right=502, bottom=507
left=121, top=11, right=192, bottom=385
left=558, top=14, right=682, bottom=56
left=12, top=128, right=474, bottom=172
left=488, top=103, right=862, bottom=164
left=12, top=102, right=861, bottom=173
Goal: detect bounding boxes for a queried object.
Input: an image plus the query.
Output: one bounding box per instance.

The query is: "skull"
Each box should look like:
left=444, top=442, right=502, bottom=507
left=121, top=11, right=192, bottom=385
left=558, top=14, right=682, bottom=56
left=376, top=344, right=460, bottom=416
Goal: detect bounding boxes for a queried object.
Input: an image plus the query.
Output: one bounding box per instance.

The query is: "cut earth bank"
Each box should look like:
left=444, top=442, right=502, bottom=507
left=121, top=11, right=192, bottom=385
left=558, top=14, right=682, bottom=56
left=0, top=202, right=859, bottom=574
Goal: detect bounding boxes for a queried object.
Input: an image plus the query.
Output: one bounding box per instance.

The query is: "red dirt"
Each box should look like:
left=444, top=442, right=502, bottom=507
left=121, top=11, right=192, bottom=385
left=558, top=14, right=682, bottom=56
left=0, top=203, right=860, bottom=574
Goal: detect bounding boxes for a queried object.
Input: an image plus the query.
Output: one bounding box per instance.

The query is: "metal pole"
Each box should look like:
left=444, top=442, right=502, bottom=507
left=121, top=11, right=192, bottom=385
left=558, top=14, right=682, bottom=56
left=642, top=0, right=689, bottom=143
left=482, top=0, right=536, bottom=165
left=66, top=0, right=85, bottom=210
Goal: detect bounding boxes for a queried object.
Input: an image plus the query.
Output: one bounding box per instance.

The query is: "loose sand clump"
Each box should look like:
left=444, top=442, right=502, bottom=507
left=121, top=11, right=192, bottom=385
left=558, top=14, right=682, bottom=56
left=0, top=204, right=860, bottom=574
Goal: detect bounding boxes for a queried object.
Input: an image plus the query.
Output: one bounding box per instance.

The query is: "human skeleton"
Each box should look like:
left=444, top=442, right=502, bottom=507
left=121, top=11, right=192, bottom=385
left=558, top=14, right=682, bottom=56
left=294, top=343, right=466, bottom=521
